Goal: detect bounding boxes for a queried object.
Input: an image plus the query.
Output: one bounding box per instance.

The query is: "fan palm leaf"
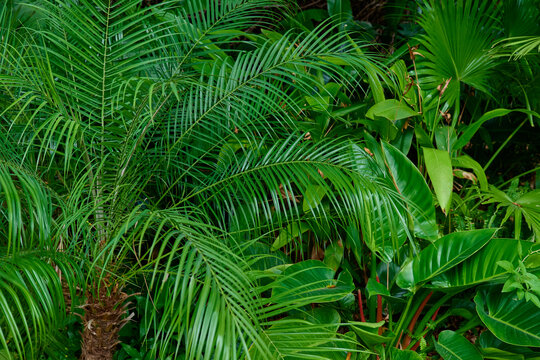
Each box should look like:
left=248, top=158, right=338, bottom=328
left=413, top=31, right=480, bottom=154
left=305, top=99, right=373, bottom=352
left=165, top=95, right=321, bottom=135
left=416, top=0, right=499, bottom=112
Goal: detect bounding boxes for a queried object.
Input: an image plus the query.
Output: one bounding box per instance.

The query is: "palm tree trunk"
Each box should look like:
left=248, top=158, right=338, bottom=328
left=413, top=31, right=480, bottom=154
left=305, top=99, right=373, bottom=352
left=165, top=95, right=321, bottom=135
left=80, top=283, right=131, bottom=360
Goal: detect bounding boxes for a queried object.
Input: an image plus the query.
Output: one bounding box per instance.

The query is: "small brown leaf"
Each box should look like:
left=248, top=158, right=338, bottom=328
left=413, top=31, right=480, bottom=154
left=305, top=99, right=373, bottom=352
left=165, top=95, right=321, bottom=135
left=439, top=110, right=452, bottom=124
left=437, top=78, right=452, bottom=97
left=364, top=147, right=374, bottom=157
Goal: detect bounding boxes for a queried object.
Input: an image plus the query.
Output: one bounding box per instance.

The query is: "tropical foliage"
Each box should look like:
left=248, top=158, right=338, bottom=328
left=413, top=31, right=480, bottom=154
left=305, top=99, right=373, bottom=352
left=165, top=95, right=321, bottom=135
left=0, top=0, right=539, bottom=359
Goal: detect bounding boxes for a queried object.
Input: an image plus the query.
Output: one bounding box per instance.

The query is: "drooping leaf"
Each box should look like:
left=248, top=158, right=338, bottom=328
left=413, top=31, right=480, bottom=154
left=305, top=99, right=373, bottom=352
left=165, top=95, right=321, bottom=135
left=253, top=318, right=359, bottom=359
left=382, top=142, right=438, bottom=240
left=324, top=241, right=344, bottom=272
left=366, top=278, right=390, bottom=298
left=390, top=348, right=424, bottom=360
left=327, top=0, right=353, bottom=27
left=478, top=331, right=531, bottom=360
left=303, top=185, right=327, bottom=213
left=432, top=239, right=535, bottom=289
left=271, top=260, right=354, bottom=304
left=480, top=348, right=524, bottom=360
left=435, top=330, right=482, bottom=360
left=423, top=147, right=453, bottom=214
left=366, top=100, right=418, bottom=122
left=350, top=321, right=393, bottom=347
left=396, top=229, right=497, bottom=291
left=475, top=287, right=540, bottom=347
left=272, top=222, right=310, bottom=251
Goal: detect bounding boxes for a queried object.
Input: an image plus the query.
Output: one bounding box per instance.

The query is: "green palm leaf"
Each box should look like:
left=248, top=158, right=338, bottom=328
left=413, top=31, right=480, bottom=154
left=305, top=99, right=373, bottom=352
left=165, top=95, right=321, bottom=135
left=417, top=0, right=499, bottom=108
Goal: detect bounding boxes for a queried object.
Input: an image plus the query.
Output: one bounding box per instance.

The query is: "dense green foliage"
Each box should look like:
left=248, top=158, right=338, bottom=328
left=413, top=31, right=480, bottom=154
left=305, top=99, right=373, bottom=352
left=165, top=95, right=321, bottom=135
left=0, top=0, right=539, bottom=359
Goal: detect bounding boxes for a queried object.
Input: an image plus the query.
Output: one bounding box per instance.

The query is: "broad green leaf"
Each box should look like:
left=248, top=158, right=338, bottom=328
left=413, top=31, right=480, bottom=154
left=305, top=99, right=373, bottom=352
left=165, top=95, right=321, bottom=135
left=391, top=126, right=414, bottom=155
left=481, top=348, right=524, bottom=360
left=366, top=100, right=418, bottom=122
left=526, top=252, right=540, bottom=269
left=423, top=147, right=453, bottom=214
left=290, top=307, right=341, bottom=332
left=358, top=117, right=399, bottom=141
left=435, top=330, right=482, bottom=360
left=366, top=278, right=390, bottom=298
left=272, top=260, right=354, bottom=304
left=382, top=142, right=438, bottom=240
left=305, top=95, right=331, bottom=112
left=350, top=321, right=393, bottom=347
left=253, top=318, right=358, bottom=360
left=272, top=222, right=310, bottom=251
left=348, top=140, right=408, bottom=260
left=389, top=348, right=423, bottom=360
left=475, top=287, right=540, bottom=347
left=324, top=241, right=344, bottom=271
left=303, top=185, right=327, bottom=213
left=478, top=331, right=531, bottom=360
left=415, top=126, right=433, bottom=148
left=327, top=0, right=352, bottom=20
left=432, top=239, right=535, bottom=289
left=434, top=126, right=458, bottom=152
left=396, top=229, right=497, bottom=291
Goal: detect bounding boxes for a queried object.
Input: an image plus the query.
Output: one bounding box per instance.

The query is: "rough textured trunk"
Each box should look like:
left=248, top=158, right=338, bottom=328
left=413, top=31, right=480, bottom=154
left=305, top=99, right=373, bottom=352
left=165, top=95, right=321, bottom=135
left=79, top=283, right=132, bottom=360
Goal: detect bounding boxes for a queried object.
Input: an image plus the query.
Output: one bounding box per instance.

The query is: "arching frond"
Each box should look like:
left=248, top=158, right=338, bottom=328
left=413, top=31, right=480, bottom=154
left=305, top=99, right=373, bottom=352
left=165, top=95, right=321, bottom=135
left=0, top=162, right=83, bottom=360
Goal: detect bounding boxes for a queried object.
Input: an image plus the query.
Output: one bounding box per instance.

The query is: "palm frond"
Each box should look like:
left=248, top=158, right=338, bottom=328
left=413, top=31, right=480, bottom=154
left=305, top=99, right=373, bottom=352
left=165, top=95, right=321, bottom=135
left=417, top=0, right=499, bottom=108
left=0, top=162, right=83, bottom=360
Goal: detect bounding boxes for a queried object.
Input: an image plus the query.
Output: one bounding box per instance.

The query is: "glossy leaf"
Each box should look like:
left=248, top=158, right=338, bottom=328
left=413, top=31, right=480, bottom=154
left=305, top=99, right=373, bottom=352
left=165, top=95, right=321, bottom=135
left=480, top=348, right=524, bottom=360
left=324, top=241, right=344, bottom=272
left=423, top=147, right=453, bottom=214
left=435, top=330, right=482, bottom=360
left=396, top=229, right=497, bottom=291
left=272, top=222, right=310, bottom=251
left=303, top=185, right=327, bottom=213
left=432, top=239, right=535, bottom=289
left=348, top=141, right=407, bottom=260
left=389, top=348, right=424, bottom=360
left=366, top=278, right=390, bottom=298
left=350, top=321, right=393, bottom=347
left=382, top=142, right=438, bottom=240
left=366, top=100, right=418, bottom=122
left=252, top=317, right=358, bottom=359
left=271, top=260, right=354, bottom=304
left=475, top=287, right=540, bottom=347
left=327, top=0, right=353, bottom=25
